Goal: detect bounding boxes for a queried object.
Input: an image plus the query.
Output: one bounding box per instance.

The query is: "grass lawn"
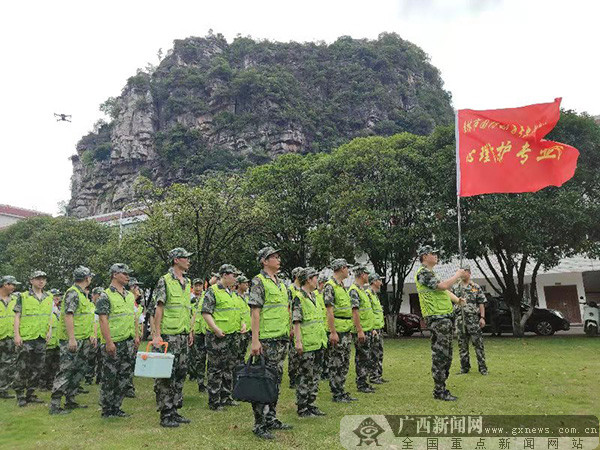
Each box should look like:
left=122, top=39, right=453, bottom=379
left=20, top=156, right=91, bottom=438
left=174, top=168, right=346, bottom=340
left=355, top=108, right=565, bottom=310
left=1, top=336, right=598, bottom=449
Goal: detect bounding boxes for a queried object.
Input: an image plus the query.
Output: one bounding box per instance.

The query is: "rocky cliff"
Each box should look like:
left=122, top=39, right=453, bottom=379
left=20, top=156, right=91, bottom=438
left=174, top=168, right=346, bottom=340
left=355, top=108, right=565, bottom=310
left=68, top=32, right=454, bottom=217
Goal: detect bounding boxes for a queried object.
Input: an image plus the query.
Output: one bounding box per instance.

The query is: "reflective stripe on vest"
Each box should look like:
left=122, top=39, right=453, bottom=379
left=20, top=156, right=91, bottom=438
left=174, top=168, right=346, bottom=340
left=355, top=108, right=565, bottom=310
left=367, top=289, right=385, bottom=329
left=19, top=291, right=54, bottom=341
left=415, top=266, right=453, bottom=317
left=47, top=311, right=60, bottom=349
left=326, top=279, right=353, bottom=333
left=209, top=285, right=241, bottom=335
left=161, top=274, right=192, bottom=335
left=314, top=291, right=328, bottom=331
left=233, top=293, right=251, bottom=331
left=348, top=284, right=374, bottom=332
left=257, top=274, right=289, bottom=339
left=193, top=293, right=207, bottom=334
left=101, top=288, right=135, bottom=344
left=296, top=291, right=327, bottom=352
left=59, top=286, right=95, bottom=340
left=0, top=297, right=17, bottom=340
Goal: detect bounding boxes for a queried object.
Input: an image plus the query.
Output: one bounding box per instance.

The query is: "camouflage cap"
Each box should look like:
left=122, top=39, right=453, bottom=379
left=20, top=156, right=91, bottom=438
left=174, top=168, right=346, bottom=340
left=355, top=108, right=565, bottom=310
left=73, top=266, right=94, bottom=281
left=317, top=273, right=329, bottom=283
left=257, top=246, right=280, bottom=262
left=49, top=288, right=61, bottom=296
left=330, top=258, right=349, bottom=271
left=91, top=287, right=104, bottom=295
left=237, top=275, right=249, bottom=284
left=128, top=277, right=143, bottom=287
left=291, top=267, right=304, bottom=280
left=460, top=264, right=471, bottom=271
left=210, top=272, right=220, bottom=279
left=352, top=264, right=369, bottom=276
left=218, top=264, right=238, bottom=275
left=109, top=263, right=133, bottom=275
left=0, top=275, right=21, bottom=287
left=30, top=270, right=47, bottom=279
left=192, top=278, right=204, bottom=285
left=298, top=267, right=318, bottom=285
left=368, top=273, right=382, bottom=284
left=168, top=247, right=193, bottom=261
left=417, top=245, right=439, bottom=257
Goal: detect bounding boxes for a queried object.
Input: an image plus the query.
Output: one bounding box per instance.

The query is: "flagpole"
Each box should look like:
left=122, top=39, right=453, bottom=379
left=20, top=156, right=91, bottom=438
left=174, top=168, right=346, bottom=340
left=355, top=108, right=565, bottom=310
left=454, top=110, right=463, bottom=265
left=457, top=195, right=463, bottom=266
left=455, top=110, right=466, bottom=333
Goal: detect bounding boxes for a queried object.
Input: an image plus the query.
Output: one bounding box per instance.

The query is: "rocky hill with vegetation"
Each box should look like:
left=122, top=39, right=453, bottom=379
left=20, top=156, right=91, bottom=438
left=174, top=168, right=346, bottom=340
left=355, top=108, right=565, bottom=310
left=68, top=32, right=453, bottom=217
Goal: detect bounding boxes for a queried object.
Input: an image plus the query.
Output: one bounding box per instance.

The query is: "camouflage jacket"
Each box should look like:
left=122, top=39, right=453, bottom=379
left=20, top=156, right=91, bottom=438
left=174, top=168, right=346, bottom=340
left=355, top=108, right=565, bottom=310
left=451, top=281, right=486, bottom=315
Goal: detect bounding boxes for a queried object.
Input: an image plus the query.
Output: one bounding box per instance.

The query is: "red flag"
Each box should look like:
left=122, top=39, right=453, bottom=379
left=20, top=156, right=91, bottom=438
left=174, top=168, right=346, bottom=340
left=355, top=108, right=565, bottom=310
left=456, top=98, right=579, bottom=197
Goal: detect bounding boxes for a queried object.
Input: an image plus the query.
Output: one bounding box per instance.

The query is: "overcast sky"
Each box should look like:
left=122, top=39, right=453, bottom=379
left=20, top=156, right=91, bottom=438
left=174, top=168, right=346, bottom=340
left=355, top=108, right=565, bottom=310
left=1, top=0, right=597, bottom=215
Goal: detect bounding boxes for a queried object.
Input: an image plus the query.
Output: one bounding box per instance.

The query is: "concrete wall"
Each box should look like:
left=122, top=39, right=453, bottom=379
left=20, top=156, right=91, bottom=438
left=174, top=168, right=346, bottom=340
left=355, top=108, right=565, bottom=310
left=0, top=214, right=20, bottom=229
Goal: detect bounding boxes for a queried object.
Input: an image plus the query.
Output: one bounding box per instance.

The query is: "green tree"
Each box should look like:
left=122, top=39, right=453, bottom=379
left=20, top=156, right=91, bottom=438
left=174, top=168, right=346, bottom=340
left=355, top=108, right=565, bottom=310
left=0, top=216, right=119, bottom=290
left=243, top=153, right=326, bottom=276
left=131, top=174, right=269, bottom=281
left=434, top=112, right=600, bottom=336
left=310, top=133, right=441, bottom=335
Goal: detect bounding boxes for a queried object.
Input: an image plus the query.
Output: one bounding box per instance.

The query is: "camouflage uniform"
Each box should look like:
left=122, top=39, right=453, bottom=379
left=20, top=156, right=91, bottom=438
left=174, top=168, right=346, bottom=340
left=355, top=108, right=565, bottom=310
left=96, top=286, right=136, bottom=415
left=0, top=340, right=15, bottom=396
left=292, top=288, right=325, bottom=415
left=0, top=291, right=17, bottom=398
left=452, top=281, right=488, bottom=374
left=366, top=287, right=385, bottom=383
left=323, top=277, right=353, bottom=401
left=41, top=307, right=61, bottom=390
left=43, top=347, right=60, bottom=390
left=13, top=290, right=47, bottom=402
left=349, top=286, right=373, bottom=391
left=287, top=271, right=303, bottom=388
left=189, top=293, right=207, bottom=389
left=202, top=284, right=240, bottom=409
left=85, top=341, right=102, bottom=384
left=50, top=285, right=92, bottom=409
left=248, top=270, right=289, bottom=433
left=153, top=267, right=190, bottom=422
left=416, top=265, right=454, bottom=396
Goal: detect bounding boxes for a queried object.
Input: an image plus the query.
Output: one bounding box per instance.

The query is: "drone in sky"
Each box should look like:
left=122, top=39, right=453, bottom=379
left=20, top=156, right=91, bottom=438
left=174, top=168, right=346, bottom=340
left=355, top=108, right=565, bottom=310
left=54, top=113, right=72, bottom=122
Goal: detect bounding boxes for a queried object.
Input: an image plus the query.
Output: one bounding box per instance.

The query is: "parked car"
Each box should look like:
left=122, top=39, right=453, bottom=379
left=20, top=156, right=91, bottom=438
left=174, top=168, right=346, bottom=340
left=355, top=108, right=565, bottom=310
left=395, top=312, right=422, bottom=336
left=482, top=298, right=570, bottom=336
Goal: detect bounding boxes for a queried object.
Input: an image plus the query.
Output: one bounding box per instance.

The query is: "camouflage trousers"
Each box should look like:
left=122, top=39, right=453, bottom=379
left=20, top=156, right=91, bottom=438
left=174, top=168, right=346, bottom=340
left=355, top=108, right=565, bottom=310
left=124, top=341, right=137, bottom=396
left=456, top=314, right=487, bottom=373
left=205, top=332, right=239, bottom=408
left=78, top=339, right=93, bottom=388
left=86, top=343, right=102, bottom=383
left=353, top=331, right=373, bottom=389
left=251, top=339, right=288, bottom=432
left=100, top=339, right=134, bottom=414
left=370, top=329, right=384, bottom=382
left=0, top=338, right=16, bottom=394
left=188, top=333, right=207, bottom=388
left=426, top=316, right=454, bottom=393
left=153, top=334, right=188, bottom=419
left=288, top=335, right=299, bottom=387
left=295, top=348, right=324, bottom=413
left=14, top=338, right=45, bottom=400
left=327, top=331, right=352, bottom=400
left=42, top=347, right=60, bottom=390
left=50, top=339, right=89, bottom=407
left=238, top=332, right=250, bottom=364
